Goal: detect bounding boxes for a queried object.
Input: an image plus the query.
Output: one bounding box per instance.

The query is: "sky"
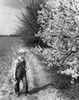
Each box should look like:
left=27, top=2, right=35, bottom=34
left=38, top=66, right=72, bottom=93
left=2, top=0, right=20, bottom=9
left=0, top=0, right=21, bottom=35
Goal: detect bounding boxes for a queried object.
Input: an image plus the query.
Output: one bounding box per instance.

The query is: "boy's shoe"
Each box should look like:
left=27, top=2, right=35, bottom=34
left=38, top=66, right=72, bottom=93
left=16, top=92, right=20, bottom=97
left=22, top=92, right=28, bottom=96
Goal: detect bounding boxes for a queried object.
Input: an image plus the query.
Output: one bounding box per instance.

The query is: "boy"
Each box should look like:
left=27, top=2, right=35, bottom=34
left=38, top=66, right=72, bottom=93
left=14, top=49, right=28, bottom=96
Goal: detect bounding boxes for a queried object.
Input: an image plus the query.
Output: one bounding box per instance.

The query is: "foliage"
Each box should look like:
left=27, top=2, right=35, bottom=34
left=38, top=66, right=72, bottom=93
left=35, top=0, right=79, bottom=82
left=17, top=0, right=46, bottom=47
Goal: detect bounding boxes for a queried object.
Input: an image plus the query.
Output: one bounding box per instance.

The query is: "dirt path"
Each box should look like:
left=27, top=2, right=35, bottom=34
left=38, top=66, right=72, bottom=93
left=0, top=47, right=79, bottom=100
left=0, top=85, right=69, bottom=100
left=0, top=47, right=57, bottom=100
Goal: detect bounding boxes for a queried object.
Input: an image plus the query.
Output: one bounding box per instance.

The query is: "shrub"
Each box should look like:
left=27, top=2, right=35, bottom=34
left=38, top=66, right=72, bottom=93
left=35, top=0, right=79, bottom=83
left=17, top=0, right=46, bottom=47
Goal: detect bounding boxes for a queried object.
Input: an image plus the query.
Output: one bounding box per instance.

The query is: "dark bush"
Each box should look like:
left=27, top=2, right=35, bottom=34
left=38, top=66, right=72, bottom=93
left=17, top=0, right=47, bottom=47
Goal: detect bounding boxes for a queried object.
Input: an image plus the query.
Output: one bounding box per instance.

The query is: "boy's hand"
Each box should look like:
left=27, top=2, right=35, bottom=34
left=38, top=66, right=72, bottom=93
left=13, top=77, right=16, bottom=81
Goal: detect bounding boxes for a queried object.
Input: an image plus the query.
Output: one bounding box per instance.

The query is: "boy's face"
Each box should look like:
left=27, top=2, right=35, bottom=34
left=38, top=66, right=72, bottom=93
left=21, top=53, right=25, bottom=59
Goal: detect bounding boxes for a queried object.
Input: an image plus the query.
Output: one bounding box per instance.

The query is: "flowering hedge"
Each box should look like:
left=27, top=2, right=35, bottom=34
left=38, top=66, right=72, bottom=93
left=35, top=0, right=79, bottom=82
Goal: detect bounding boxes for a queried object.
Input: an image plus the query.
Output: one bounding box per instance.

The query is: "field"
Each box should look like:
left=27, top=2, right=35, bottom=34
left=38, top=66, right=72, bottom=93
left=0, top=37, right=23, bottom=85
left=0, top=36, right=22, bottom=57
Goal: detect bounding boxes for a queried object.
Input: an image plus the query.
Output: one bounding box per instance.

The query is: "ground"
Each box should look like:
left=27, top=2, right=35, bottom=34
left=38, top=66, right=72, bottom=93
left=0, top=37, right=79, bottom=100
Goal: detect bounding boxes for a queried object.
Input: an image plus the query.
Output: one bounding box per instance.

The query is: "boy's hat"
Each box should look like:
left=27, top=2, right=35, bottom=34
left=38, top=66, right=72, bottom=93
left=18, top=48, right=29, bottom=54
left=18, top=49, right=25, bottom=54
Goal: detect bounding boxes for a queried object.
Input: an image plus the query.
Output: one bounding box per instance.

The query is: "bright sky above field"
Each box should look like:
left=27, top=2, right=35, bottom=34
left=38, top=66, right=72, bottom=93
left=0, top=0, right=21, bottom=35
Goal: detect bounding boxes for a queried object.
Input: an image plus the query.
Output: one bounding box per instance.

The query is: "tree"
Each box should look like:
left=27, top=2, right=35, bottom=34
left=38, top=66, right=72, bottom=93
left=17, top=0, right=46, bottom=47
left=35, top=0, right=79, bottom=83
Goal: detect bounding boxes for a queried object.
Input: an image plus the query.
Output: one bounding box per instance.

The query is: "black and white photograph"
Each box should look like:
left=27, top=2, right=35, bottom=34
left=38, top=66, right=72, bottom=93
left=0, top=0, right=79, bottom=100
